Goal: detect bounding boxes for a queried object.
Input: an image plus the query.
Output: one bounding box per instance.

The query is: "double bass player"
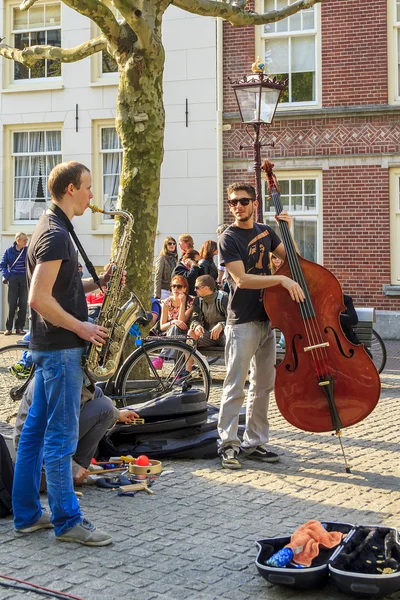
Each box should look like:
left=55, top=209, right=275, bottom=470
left=217, top=181, right=304, bottom=469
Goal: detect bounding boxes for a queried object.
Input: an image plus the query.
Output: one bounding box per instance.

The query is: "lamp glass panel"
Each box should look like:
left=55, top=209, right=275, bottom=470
left=260, top=87, right=281, bottom=123
left=235, top=87, right=261, bottom=122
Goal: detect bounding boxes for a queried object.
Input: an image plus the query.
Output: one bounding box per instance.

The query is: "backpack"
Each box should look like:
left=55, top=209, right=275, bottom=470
left=198, top=290, right=227, bottom=319
left=0, top=434, right=14, bottom=518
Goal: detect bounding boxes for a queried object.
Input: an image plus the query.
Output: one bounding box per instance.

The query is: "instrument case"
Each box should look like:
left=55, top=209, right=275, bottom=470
left=255, top=523, right=400, bottom=597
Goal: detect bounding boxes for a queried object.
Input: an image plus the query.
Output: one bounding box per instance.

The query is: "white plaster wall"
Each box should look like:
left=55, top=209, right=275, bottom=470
left=0, top=2, right=218, bottom=325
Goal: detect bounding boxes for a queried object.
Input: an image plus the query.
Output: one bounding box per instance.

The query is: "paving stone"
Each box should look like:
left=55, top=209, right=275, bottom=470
left=1, top=346, right=399, bottom=600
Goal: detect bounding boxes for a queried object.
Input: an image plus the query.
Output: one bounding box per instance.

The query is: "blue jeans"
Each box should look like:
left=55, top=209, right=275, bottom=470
left=12, top=347, right=85, bottom=536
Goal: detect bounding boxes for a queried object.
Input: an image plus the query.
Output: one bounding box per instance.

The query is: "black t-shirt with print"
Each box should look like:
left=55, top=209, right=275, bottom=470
left=218, top=223, right=281, bottom=325
left=27, top=212, right=88, bottom=351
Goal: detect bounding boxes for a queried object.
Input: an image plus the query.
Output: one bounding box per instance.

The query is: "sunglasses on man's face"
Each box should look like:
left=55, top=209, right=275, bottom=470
left=194, top=285, right=205, bottom=290
left=171, top=284, right=183, bottom=289
left=228, top=197, right=253, bottom=207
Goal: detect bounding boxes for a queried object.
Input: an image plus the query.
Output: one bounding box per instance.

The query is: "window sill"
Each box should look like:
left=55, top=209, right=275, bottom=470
left=2, top=81, right=64, bottom=93
left=383, top=284, right=400, bottom=296
left=91, top=78, right=119, bottom=88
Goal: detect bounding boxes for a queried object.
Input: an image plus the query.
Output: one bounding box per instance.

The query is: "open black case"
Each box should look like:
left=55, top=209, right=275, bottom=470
left=255, top=523, right=400, bottom=597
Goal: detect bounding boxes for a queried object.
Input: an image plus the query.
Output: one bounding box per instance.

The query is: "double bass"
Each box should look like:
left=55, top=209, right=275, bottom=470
left=262, top=160, right=380, bottom=443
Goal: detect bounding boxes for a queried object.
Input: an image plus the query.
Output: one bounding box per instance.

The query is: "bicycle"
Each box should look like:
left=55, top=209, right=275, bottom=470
left=371, top=328, right=387, bottom=375
left=0, top=335, right=211, bottom=411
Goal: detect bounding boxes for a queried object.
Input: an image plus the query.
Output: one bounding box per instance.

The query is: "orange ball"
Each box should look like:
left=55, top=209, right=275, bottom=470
left=135, top=455, right=150, bottom=466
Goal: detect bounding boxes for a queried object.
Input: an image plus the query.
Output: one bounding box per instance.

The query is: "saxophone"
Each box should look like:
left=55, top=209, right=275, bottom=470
left=85, top=204, right=146, bottom=381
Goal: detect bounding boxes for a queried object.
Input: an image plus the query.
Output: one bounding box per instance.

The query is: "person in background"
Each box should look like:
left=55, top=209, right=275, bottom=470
left=14, top=379, right=139, bottom=486
left=172, top=249, right=201, bottom=296
left=269, top=253, right=284, bottom=275
left=198, top=241, right=219, bottom=281
left=86, top=289, right=105, bottom=320
left=178, top=234, right=194, bottom=258
left=188, top=274, right=228, bottom=349
left=216, top=224, right=229, bottom=293
left=1, top=232, right=29, bottom=335
left=151, top=275, right=194, bottom=370
left=153, top=237, right=178, bottom=300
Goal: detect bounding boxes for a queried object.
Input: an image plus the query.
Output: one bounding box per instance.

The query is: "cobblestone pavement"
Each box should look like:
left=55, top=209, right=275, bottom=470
left=0, top=341, right=399, bottom=600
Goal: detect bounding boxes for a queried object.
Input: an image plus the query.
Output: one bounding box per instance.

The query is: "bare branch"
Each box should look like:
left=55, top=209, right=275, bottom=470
left=62, top=0, right=124, bottom=47
left=0, top=35, right=107, bottom=67
left=171, top=0, right=324, bottom=26
left=20, top=0, right=39, bottom=9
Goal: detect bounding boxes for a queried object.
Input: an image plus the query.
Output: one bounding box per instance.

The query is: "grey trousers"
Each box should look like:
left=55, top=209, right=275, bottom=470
left=14, top=385, right=117, bottom=477
left=217, top=321, right=276, bottom=451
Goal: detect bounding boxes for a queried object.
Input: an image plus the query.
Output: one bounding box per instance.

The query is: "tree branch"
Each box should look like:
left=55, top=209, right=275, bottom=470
left=171, top=0, right=324, bottom=26
left=62, top=0, right=124, bottom=47
left=0, top=35, right=107, bottom=67
left=111, top=0, right=155, bottom=52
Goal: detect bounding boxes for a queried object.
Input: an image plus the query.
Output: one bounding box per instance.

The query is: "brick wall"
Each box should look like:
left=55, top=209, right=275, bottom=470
left=222, top=0, right=397, bottom=311
left=322, top=166, right=396, bottom=310
left=321, top=0, right=388, bottom=106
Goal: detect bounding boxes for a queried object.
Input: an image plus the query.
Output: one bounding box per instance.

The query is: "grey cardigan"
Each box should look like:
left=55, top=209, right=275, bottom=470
left=153, top=254, right=177, bottom=298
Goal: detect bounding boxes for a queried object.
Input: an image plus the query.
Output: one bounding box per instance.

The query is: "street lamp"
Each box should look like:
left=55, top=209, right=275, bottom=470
left=230, top=61, right=286, bottom=223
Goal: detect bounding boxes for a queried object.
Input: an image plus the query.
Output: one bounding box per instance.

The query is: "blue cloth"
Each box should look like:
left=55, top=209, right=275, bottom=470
left=0, top=243, right=27, bottom=280
left=152, top=298, right=161, bottom=321
left=12, top=347, right=85, bottom=536
left=17, top=332, right=32, bottom=368
left=266, top=547, right=294, bottom=567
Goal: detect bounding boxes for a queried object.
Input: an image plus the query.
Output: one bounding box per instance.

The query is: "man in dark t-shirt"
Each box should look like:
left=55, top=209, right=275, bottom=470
left=12, top=161, right=113, bottom=547
left=217, top=182, right=304, bottom=470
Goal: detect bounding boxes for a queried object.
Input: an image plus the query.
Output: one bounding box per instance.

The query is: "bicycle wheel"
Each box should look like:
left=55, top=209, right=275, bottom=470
left=0, top=344, right=34, bottom=422
left=371, top=329, right=387, bottom=374
left=115, top=339, right=211, bottom=406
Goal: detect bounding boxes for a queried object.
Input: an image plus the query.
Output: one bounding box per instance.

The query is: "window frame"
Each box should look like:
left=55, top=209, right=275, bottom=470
left=2, top=0, right=63, bottom=92
left=262, top=170, right=323, bottom=263
left=2, top=123, right=63, bottom=234
left=90, top=3, right=121, bottom=86
left=255, top=0, right=322, bottom=110
left=91, top=120, right=122, bottom=232
left=389, top=167, right=400, bottom=284
left=388, top=0, right=400, bottom=104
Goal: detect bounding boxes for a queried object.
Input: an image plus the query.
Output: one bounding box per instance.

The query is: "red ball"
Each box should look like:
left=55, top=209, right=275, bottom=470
left=135, top=455, right=150, bottom=466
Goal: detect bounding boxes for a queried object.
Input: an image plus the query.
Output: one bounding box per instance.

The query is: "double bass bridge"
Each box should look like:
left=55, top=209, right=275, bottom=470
left=303, top=342, right=330, bottom=352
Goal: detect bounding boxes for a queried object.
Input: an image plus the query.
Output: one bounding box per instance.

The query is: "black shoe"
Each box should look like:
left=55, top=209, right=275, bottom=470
left=243, top=446, right=280, bottom=463
left=220, top=446, right=242, bottom=470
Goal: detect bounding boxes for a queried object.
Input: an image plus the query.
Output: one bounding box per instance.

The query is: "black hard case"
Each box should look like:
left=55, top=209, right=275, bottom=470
left=255, top=523, right=400, bottom=597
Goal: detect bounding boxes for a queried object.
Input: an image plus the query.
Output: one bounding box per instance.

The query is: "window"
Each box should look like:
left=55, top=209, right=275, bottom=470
left=260, top=0, right=318, bottom=105
left=99, top=6, right=122, bottom=76
left=389, top=169, right=400, bottom=285
left=394, top=1, right=400, bottom=98
left=12, top=3, right=61, bottom=81
left=12, top=130, right=62, bottom=222
left=100, top=127, right=122, bottom=221
left=263, top=173, right=321, bottom=262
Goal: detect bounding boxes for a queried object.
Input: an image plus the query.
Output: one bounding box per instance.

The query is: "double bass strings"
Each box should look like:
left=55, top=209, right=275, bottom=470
left=272, top=188, right=332, bottom=382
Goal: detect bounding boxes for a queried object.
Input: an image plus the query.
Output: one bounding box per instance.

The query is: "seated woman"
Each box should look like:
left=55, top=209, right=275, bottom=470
left=198, top=240, right=218, bottom=281
left=151, top=275, right=194, bottom=369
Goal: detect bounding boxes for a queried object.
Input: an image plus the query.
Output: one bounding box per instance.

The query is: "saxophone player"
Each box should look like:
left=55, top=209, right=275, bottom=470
left=13, top=161, right=113, bottom=547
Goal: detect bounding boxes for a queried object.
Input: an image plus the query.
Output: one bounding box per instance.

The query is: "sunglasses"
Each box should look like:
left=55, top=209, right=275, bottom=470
left=228, top=197, right=253, bottom=207
left=171, top=284, right=183, bottom=289
left=194, top=285, right=205, bottom=290
left=167, top=242, right=176, bottom=246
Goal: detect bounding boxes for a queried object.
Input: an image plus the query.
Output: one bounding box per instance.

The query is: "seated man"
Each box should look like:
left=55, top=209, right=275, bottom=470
left=188, top=274, right=228, bottom=348
left=14, top=379, right=139, bottom=485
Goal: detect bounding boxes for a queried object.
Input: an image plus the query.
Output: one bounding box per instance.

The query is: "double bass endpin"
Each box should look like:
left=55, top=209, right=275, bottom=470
left=304, top=342, right=330, bottom=352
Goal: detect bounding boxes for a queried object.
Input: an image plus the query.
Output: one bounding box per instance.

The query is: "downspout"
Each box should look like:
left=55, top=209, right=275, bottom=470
left=216, top=17, right=224, bottom=225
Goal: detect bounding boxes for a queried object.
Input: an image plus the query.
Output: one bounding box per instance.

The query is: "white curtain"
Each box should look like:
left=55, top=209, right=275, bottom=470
left=14, top=130, right=61, bottom=221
